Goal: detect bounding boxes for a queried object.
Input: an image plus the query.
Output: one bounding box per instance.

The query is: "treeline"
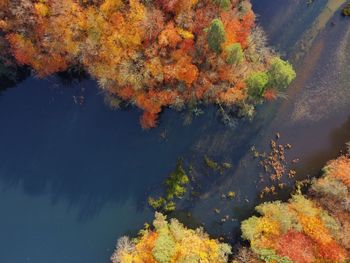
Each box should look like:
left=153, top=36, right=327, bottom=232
left=0, top=0, right=295, bottom=128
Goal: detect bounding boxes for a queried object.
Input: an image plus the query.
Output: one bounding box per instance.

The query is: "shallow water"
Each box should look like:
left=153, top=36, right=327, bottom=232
left=0, top=1, right=350, bottom=262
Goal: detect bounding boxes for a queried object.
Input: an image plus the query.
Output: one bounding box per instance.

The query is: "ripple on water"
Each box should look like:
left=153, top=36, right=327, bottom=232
left=291, top=17, right=350, bottom=123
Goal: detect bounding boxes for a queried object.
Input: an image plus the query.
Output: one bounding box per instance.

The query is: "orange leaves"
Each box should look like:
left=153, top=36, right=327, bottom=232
left=116, top=86, right=135, bottom=100
left=7, top=33, right=68, bottom=76
left=237, top=11, right=255, bottom=48
left=0, top=0, right=283, bottom=129
left=220, top=9, right=255, bottom=49
left=317, top=240, right=348, bottom=262
left=221, top=11, right=240, bottom=47
left=174, top=58, right=199, bottom=86
left=159, top=23, right=182, bottom=48
left=140, top=111, right=158, bottom=129
left=324, top=156, right=350, bottom=186
left=219, top=87, right=245, bottom=105
left=0, top=20, right=8, bottom=30
left=6, top=34, right=36, bottom=66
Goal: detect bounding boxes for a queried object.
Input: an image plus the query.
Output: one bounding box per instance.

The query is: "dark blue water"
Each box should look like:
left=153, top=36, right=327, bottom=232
left=0, top=75, right=216, bottom=262
left=1, top=1, right=349, bottom=263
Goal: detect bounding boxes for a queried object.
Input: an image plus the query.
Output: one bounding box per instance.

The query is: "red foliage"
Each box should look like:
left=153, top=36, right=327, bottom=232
left=237, top=11, right=255, bottom=48
left=156, top=0, right=179, bottom=12
left=274, top=231, right=316, bottom=263
left=263, top=89, right=277, bottom=101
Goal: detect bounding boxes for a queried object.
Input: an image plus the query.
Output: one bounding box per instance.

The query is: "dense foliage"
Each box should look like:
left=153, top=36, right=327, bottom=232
left=0, top=0, right=295, bottom=128
left=241, top=155, right=350, bottom=263
left=111, top=212, right=232, bottom=263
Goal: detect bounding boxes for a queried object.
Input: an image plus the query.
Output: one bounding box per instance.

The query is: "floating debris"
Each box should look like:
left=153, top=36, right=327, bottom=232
left=292, top=158, right=300, bottom=164
left=227, top=191, right=236, bottom=199
left=252, top=133, right=300, bottom=198
left=221, top=162, right=232, bottom=170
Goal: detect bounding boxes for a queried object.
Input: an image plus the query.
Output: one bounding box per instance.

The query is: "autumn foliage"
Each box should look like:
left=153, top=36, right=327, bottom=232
left=241, top=155, right=350, bottom=263
left=0, top=0, right=295, bottom=128
left=111, top=212, right=231, bottom=263
left=111, top=153, right=350, bottom=262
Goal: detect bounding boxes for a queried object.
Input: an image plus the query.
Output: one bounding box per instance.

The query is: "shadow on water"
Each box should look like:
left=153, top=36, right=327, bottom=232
left=0, top=75, right=225, bottom=221
left=175, top=0, right=350, bottom=242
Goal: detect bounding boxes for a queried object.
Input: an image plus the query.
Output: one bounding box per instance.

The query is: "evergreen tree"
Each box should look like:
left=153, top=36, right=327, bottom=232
left=207, top=18, right=226, bottom=54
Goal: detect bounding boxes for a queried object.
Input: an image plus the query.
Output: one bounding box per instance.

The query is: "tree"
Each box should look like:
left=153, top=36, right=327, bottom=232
left=207, top=18, right=226, bottom=54
left=152, top=230, right=176, bottom=263
left=268, top=58, right=296, bottom=90
left=246, top=72, right=269, bottom=97
left=212, top=0, right=231, bottom=10
left=224, top=43, right=243, bottom=65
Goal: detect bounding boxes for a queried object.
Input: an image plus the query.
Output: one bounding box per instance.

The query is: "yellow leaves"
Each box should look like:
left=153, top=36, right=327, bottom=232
left=99, top=0, right=123, bottom=17
left=128, top=0, right=146, bottom=22
left=176, top=27, right=194, bottom=39
left=34, top=2, right=49, bottom=17
left=113, top=214, right=230, bottom=263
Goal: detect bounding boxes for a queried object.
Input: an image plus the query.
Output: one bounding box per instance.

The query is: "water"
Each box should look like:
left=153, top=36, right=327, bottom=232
left=0, top=1, right=350, bottom=262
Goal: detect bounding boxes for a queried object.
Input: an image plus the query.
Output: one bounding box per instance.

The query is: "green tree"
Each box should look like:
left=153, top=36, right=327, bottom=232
left=246, top=72, right=269, bottom=97
left=212, top=0, right=231, bottom=10
left=268, top=58, right=296, bottom=90
left=225, top=43, right=243, bottom=65
left=207, top=18, right=226, bottom=54
left=152, top=229, right=176, bottom=263
left=165, top=160, right=189, bottom=200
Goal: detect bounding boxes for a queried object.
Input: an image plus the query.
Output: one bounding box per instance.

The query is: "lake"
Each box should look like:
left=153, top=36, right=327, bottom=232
left=0, top=1, right=350, bottom=262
